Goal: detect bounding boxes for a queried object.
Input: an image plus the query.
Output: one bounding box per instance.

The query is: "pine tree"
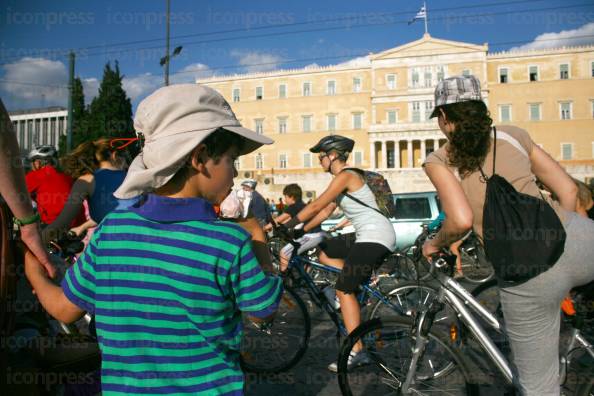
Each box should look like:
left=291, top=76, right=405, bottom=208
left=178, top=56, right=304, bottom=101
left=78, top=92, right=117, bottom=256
left=58, top=77, right=87, bottom=155
left=87, top=61, right=134, bottom=142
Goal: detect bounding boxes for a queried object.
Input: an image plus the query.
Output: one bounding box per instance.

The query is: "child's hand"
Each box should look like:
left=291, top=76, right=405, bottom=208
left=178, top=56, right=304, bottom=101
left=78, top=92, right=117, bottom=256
left=21, top=223, right=56, bottom=278
left=24, top=249, right=53, bottom=282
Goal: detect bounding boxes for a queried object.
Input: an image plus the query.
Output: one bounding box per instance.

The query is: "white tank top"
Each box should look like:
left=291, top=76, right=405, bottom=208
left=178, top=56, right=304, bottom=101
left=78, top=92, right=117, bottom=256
left=337, top=176, right=396, bottom=251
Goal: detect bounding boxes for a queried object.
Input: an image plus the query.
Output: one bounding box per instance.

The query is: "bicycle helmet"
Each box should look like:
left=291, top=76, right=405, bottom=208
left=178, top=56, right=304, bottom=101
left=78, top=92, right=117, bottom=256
left=309, top=135, right=355, bottom=155
left=28, top=145, right=58, bottom=161
left=241, top=179, right=257, bottom=189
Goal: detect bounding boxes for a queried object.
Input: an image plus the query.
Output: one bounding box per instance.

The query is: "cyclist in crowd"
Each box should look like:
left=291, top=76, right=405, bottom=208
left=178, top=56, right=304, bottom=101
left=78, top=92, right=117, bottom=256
left=426, top=211, right=464, bottom=278
left=24, top=84, right=282, bottom=395
left=237, top=178, right=271, bottom=227
left=25, top=145, right=85, bottom=227
left=422, top=75, right=594, bottom=395
left=42, top=138, right=127, bottom=242
left=282, top=135, right=396, bottom=371
left=0, top=99, right=53, bottom=276
left=265, top=183, right=327, bottom=271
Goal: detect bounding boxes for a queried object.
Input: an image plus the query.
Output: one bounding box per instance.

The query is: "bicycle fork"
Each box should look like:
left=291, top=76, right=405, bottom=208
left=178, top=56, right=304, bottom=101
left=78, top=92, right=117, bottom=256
left=400, top=298, right=445, bottom=394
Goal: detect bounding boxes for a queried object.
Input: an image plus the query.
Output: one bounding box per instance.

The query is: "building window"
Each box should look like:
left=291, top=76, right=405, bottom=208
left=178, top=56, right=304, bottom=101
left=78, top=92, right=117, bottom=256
left=255, top=153, right=263, bottom=169
left=234, top=159, right=240, bottom=170
left=411, top=68, right=420, bottom=88
left=560, top=102, right=572, bottom=120
left=437, top=66, right=445, bottom=82
left=560, top=64, right=569, bottom=80
left=424, top=67, right=432, bottom=87
left=354, top=151, right=363, bottom=166
left=352, top=113, right=362, bottom=130
left=425, top=101, right=433, bottom=120
left=387, top=110, right=397, bottom=124
left=561, top=143, right=573, bottom=160
left=353, top=77, right=361, bottom=93
left=256, top=86, right=263, bottom=100
left=499, top=104, right=511, bottom=122
left=302, top=115, right=312, bottom=132
left=303, top=153, right=312, bottom=168
left=255, top=119, right=264, bottom=134
left=232, top=88, right=240, bottom=102
left=462, top=69, right=470, bottom=76
left=327, top=114, right=336, bottom=132
left=529, top=66, right=538, bottom=82
left=278, top=117, right=287, bottom=134
left=303, top=82, right=311, bottom=96
left=279, top=154, right=287, bottom=169
left=499, top=67, right=508, bottom=83
left=327, top=80, right=336, bottom=95
left=279, top=84, right=287, bottom=98
left=386, top=74, right=396, bottom=90
left=529, top=103, right=541, bottom=121
left=412, top=102, right=421, bottom=123
left=591, top=61, right=594, bottom=77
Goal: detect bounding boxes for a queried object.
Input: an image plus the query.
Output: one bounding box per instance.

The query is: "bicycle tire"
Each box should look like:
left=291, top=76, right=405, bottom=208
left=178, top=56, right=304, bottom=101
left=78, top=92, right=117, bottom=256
left=337, top=316, right=475, bottom=396
left=394, top=245, right=433, bottom=282
left=367, top=281, right=459, bottom=334
left=241, top=286, right=311, bottom=373
left=459, top=240, right=495, bottom=284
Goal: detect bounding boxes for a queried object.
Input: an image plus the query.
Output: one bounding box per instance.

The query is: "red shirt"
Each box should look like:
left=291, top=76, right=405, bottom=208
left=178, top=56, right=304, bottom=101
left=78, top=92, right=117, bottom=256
left=25, top=165, right=85, bottom=226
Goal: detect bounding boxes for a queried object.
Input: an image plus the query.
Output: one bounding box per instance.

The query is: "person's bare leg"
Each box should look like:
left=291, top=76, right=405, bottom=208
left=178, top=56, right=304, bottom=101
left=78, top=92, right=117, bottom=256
left=337, top=290, right=363, bottom=352
left=450, top=239, right=463, bottom=275
left=318, top=250, right=344, bottom=269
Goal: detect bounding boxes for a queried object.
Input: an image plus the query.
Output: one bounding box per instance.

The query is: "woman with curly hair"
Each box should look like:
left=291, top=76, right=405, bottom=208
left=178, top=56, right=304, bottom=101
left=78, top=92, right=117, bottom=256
left=422, top=75, right=594, bottom=395
left=42, top=138, right=128, bottom=242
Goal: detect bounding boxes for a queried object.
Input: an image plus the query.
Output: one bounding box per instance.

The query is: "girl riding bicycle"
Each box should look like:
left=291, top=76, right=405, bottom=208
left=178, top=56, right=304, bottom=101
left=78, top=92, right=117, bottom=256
left=283, top=135, right=396, bottom=371
left=422, top=75, right=594, bottom=395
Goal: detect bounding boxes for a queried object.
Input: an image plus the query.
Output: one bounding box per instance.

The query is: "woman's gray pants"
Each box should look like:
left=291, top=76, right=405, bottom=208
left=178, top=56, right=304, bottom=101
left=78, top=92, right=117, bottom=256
left=500, top=212, right=594, bottom=396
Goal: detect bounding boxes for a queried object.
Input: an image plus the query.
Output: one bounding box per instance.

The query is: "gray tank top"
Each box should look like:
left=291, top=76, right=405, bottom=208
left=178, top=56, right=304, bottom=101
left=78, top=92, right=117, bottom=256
left=337, top=174, right=396, bottom=251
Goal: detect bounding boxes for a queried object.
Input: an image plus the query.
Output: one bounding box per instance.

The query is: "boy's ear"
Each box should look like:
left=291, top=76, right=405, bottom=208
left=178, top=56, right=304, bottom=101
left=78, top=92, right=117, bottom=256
left=190, top=144, right=209, bottom=172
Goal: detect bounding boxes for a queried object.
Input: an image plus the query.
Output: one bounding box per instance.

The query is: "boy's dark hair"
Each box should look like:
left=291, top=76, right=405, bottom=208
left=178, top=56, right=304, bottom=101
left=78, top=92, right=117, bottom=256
left=282, top=184, right=302, bottom=201
left=168, top=128, right=245, bottom=185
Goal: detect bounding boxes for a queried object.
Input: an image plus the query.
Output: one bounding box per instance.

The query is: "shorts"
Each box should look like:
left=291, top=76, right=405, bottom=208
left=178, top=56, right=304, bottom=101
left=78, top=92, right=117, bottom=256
left=280, top=232, right=327, bottom=258
left=320, top=233, right=391, bottom=293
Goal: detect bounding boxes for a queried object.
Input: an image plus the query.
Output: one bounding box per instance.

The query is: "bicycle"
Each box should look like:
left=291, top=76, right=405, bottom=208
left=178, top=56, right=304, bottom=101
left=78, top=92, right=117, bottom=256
left=241, top=230, right=445, bottom=374
left=337, top=253, right=594, bottom=395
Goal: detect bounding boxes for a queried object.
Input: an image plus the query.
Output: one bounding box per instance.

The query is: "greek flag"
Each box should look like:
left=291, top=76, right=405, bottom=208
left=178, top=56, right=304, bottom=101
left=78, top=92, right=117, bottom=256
left=408, top=6, right=426, bottom=25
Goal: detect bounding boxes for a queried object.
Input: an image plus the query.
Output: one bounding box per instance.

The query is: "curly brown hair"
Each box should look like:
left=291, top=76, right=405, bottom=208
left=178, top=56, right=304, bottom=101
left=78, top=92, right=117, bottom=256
left=439, top=101, right=493, bottom=177
left=60, top=138, right=113, bottom=179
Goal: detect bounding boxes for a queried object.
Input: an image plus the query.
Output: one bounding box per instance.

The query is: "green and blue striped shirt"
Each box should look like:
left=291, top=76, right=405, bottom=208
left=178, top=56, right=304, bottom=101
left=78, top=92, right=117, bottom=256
left=61, top=194, right=283, bottom=395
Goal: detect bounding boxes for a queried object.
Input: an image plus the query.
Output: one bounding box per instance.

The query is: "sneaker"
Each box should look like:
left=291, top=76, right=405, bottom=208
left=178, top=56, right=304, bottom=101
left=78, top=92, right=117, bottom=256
left=327, top=350, right=371, bottom=372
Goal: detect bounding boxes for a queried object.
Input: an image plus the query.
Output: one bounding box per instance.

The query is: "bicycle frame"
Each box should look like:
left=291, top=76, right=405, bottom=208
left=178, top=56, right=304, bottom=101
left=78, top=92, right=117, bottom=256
left=287, top=253, right=404, bottom=337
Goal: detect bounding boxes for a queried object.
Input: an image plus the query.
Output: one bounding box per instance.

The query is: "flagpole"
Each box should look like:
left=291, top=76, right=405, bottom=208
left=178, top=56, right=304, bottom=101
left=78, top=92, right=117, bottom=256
left=424, top=1, right=428, bottom=35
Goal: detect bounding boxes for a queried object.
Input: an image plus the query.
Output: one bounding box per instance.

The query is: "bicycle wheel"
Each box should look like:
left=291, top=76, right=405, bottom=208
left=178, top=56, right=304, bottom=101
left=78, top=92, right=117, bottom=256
left=337, top=317, right=474, bottom=396
left=368, top=282, right=460, bottom=331
left=241, top=286, right=310, bottom=373
left=564, top=351, right=594, bottom=396
left=459, top=240, right=494, bottom=284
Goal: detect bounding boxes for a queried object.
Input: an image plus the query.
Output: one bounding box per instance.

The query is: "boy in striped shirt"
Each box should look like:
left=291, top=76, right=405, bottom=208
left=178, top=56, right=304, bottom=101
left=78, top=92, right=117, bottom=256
left=24, top=84, right=283, bottom=395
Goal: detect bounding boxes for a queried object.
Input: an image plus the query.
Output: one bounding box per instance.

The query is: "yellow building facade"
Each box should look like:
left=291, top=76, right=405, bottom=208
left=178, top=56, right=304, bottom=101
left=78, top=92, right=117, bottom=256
left=198, top=34, right=594, bottom=197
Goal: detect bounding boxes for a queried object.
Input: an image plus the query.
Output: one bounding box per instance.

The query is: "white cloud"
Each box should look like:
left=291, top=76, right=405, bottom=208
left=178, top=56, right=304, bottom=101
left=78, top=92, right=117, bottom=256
left=0, top=57, right=69, bottom=108
left=81, top=77, right=99, bottom=105
left=171, top=63, right=214, bottom=83
left=303, top=63, right=320, bottom=69
left=509, top=22, right=594, bottom=52
left=336, top=55, right=370, bottom=69
left=122, top=73, right=162, bottom=102
left=230, top=50, right=284, bottom=73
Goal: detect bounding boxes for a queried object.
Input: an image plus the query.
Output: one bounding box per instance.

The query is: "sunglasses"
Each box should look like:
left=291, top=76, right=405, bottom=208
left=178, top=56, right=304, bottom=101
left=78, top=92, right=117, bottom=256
left=109, top=134, right=145, bottom=151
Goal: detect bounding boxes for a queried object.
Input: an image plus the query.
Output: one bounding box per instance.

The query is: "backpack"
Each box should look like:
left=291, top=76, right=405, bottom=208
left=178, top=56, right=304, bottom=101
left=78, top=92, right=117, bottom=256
left=479, top=127, right=566, bottom=286
left=342, top=168, right=396, bottom=219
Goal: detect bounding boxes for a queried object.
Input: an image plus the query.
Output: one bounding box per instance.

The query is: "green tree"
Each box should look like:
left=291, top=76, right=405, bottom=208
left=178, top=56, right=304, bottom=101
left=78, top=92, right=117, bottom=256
left=86, top=61, right=134, bottom=142
left=58, top=77, right=88, bottom=155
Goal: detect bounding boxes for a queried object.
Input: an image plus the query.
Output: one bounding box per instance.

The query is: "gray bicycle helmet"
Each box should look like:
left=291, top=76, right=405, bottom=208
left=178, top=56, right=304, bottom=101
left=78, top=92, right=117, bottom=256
left=309, top=135, right=355, bottom=155
left=28, top=145, right=58, bottom=161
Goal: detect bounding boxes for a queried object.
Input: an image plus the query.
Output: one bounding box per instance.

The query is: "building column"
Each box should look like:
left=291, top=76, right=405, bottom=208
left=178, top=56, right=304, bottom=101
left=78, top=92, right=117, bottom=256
left=420, top=139, right=427, bottom=166
left=407, top=140, right=413, bottom=168
left=381, top=140, right=387, bottom=169
left=433, top=138, right=440, bottom=151
left=394, top=140, right=401, bottom=169
left=369, top=142, right=376, bottom=169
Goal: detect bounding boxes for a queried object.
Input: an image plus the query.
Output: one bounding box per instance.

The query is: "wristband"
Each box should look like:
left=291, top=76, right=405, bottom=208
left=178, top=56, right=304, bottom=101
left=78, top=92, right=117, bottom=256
left=14, top=212, right=40, bottom=227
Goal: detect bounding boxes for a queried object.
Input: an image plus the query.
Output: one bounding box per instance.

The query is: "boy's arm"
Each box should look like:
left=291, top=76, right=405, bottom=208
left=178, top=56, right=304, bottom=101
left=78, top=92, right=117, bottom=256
left=25, top=251, right=85, bottom=323
left=231, top=239, right=283, bottom=320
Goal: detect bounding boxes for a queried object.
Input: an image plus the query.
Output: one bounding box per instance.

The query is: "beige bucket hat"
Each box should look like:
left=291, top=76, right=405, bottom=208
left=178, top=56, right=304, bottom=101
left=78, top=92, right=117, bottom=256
left=114, top=84, right=273, bottom=199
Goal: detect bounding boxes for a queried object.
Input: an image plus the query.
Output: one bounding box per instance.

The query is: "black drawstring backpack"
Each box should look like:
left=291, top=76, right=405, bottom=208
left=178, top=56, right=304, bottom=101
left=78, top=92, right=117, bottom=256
left=479, top=127, right=566, bottom=287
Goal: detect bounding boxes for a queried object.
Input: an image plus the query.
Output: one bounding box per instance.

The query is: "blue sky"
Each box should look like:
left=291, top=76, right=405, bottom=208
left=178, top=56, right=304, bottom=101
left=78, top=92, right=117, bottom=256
left=1, top=0, right=594, bottom=111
